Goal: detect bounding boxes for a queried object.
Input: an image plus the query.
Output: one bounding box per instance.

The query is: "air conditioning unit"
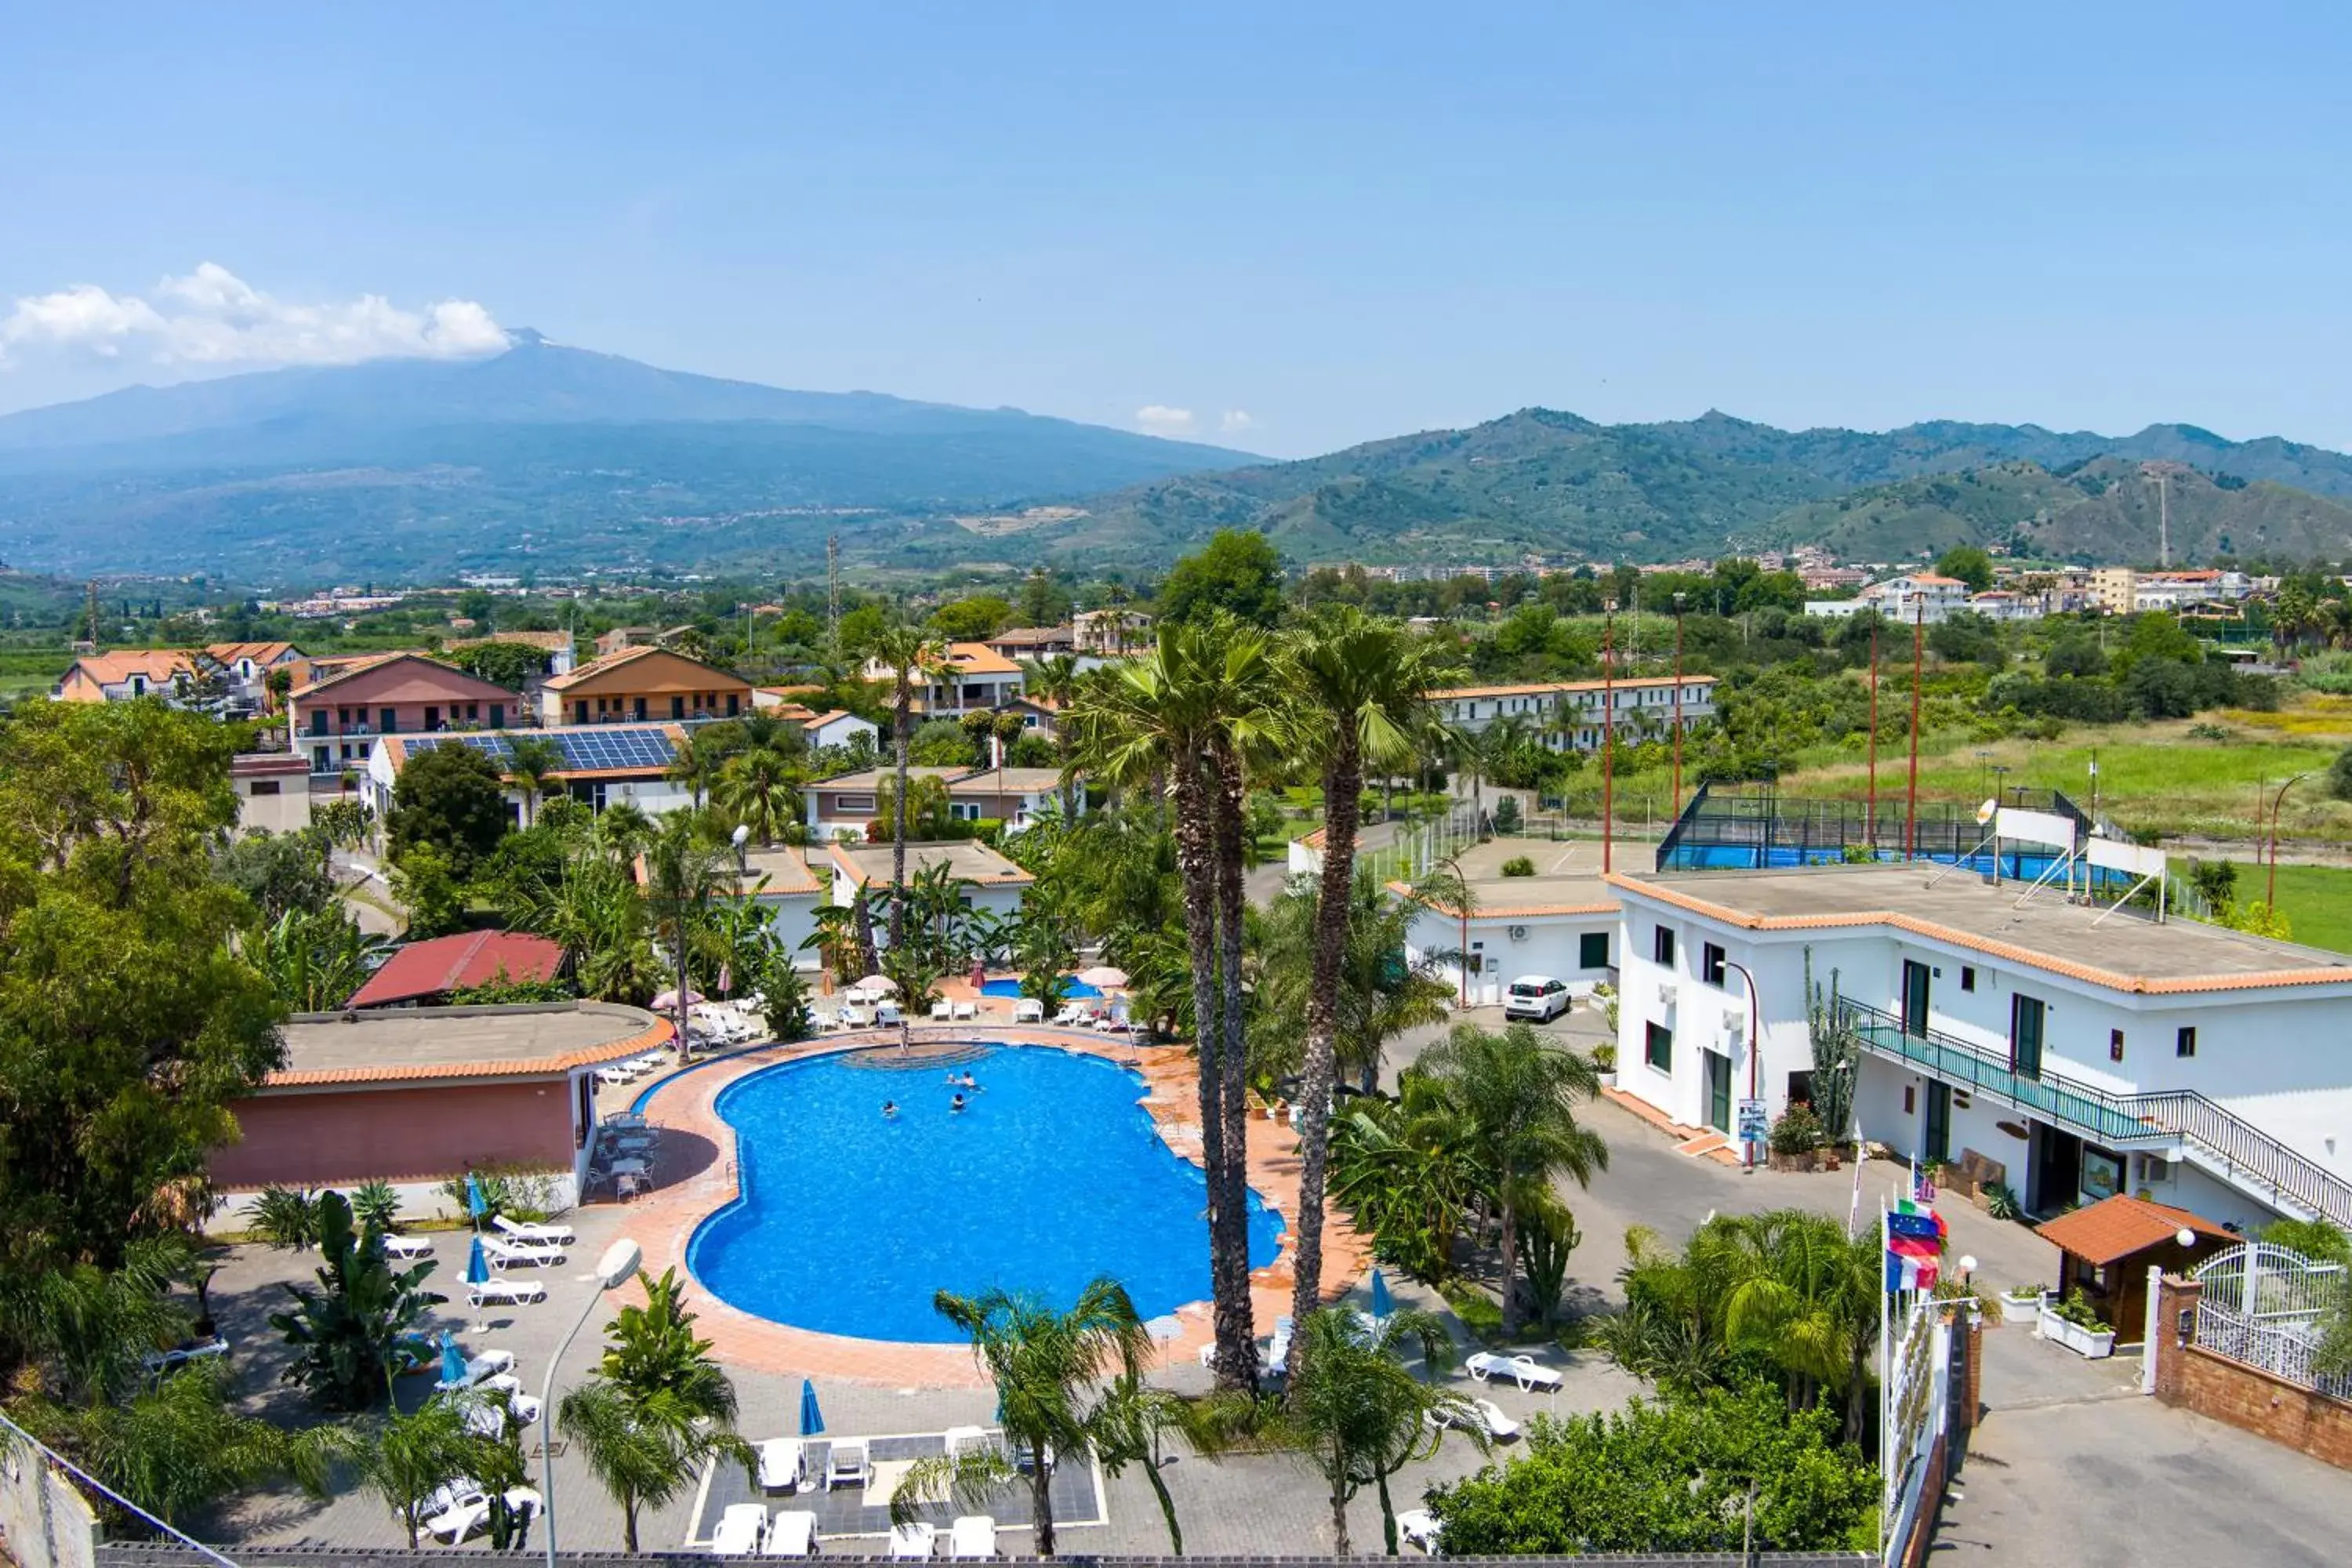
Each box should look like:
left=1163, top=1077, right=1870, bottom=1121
left=1723, top=1008, right=1744, bottom=1033
left=1507, top=924, right=1529, bottom=942
left=1657, top=982, right=1679, bottom=1005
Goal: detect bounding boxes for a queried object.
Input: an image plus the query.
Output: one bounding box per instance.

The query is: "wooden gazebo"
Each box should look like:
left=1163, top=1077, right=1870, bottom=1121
left=2034, top=1194, right=2236, bottom=1344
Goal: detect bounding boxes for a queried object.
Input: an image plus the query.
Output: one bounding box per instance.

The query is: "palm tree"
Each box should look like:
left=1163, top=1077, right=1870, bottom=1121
left=1065, top=618, right=1285, bottom=1386
left=664, top=727, right=723, bottom=810
left=1261, top=1305, right=1481, bottom=1554
left=1420, top=1021, right=1608, bottom=1334
left=355, top=1396, right=476, bottom=1548
left=902, top=1279, right=1151, bottom=1558
left=505, top=735, right=566, bottom=828
left=595, top=799, right=654, bottom=856
left=642, top=815, right=725, bottom=1063
left=715, top=744, right=800, bottom=844
left=1700, top=1210, right=1885, bottom=1441
left=860, top=623, right=953, bottom=949
left=558, top=1268, right=753, bottom=1553
left=1280, top=608, right=1451, bottom=1329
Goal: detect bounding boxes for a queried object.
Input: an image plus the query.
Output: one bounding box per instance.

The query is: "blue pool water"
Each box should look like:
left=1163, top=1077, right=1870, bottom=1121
left=979, top=975, right=1103, bottom=999
left=689, top=1043, right=1283, bottom=1342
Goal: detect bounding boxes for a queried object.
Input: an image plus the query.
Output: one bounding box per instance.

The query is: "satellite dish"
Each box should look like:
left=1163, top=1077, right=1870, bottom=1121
left=1975, top=799, right=1998, bottom=826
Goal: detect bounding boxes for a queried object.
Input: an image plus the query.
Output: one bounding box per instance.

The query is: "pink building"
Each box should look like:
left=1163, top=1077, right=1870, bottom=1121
left=287, top=652, right=524, bottom=777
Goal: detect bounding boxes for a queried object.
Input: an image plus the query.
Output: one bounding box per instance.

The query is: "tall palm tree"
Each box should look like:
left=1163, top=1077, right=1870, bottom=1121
left=664, top=728, right=722, bottom=811
left=642, top=815, right=725, bottom=1063
left=1700, top=1210, right=1884, bottom=1441
left=505, top=735, right=566, bottom=828
left=1280, top=608, right=1451, bottom=1329
left=1065, top=619, right=1284, bottom=1386
left=902, top=1279, right=1151, bottom=1558
left=1420, top=1021, right=1609, bottom=1334
left=714, top=744, right=800, bottom=844
left=862, top=624, right=953, bottom=949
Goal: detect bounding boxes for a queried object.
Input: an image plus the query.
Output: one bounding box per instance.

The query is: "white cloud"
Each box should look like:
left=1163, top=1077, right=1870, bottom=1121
left=0, top=263, right=507, bottom=370
left=1220, top=408, right=1256, bottom=434
left=1134, top=404, right=1196, bottom=437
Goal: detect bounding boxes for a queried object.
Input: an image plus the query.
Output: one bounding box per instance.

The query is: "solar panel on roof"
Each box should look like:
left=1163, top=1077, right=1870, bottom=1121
left=401, top=728, right=676, bottom=774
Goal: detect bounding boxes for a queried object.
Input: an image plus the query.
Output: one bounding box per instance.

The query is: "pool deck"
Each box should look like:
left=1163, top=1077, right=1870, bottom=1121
left=619, top=1025, right=1374, bottom=1389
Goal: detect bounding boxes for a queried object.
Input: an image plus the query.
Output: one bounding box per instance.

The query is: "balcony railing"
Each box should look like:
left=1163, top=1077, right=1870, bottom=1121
left=1835, top=998, right=2352, bottom=1227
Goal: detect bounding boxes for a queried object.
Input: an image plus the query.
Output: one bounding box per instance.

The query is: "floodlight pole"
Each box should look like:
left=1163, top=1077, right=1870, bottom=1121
left=541, top=1240, right=642, bottom=1568
left=1866, top=622, right=1880, bottom=850
left=1906, top=600, right=1923, bottom=862
left=1671, top=592, right=1686, bottom=822
left=1602, top=599, right=1617, bottom=876
left=2267, top=774, right=2307, bottom=913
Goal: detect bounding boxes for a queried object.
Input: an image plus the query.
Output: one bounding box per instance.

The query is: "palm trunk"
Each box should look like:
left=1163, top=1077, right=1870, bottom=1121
left=891, top=690, right=911, bottom=949
left=673, top=918, right=692, bottom=1066
left=1328, top=1461, right=1352, bottom=1555
left=1210, top=744, right=1257, bottom=1378
left=1145, top=1458, right=1184, bottom=1554
left=623, top=1496, right=640, bottom=1554
left=1172, top=764, right=1249, bottom=1388
left=1377, top=1470, right=1399, bottom=1555
left=1290, top=742, right=1363, bottom=1331
left=1031, top=1461, right=1058, bottom=1557
left=1497, top=1196, right=1523, bottom=1334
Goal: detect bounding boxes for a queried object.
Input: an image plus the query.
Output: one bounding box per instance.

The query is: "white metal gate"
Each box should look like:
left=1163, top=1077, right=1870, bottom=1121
left=2191, top=1240, right=2350, bottom=1401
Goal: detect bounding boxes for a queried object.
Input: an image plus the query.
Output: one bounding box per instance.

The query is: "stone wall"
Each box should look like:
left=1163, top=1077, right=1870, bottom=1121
left=2151, top=1272, right=2352, bottom=1471
left=0, top=1435, right=99, bottom=1568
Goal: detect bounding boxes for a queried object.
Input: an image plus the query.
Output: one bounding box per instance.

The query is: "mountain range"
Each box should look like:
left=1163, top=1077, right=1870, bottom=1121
left=3, top=337, right=2350, bottom=583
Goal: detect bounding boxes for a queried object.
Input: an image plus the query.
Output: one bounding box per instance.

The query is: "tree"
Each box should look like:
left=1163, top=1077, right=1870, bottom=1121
left=910, top=716, right=978, bottom=765
left=215, top=826, right=337, bottom=922
left=250, top=905, right=390, bottom=1011
left=388, top=843, right=468, bottom=938
left=1420, top=1022, right=1608, bottom=1334
left=870, top=771, right=956, bottom=840
left=1021, top=566, right=1072, bottom=628
left=2328, top=743, right=2352, bottom=804
left=1428, top=1384, right=1878, bottom=1555
left=642, top=815, right=725, bottom=1063
left=1934, top=546, right=1994, bottom=593
left=451, top=640, right=549, bottom=691
left=504, top=736, right=567, bottom=829
left=860, top=624, right=953, bottom=950
left=0, top=700, right=282, bottom=1283
left=1159, top=528, right=1287, bottom=628
left=664, top=727, right=724, bottom=811
left=355, top=1396, right=478, bottom=1548
left=388, top=742, right=510, bottom=876
left=1279, top=608, right=1453, bottom=1333
left=913, top=1279, right=1150, bottom=1558
left=558, top=1270, right=753, bottom=1553
left=929, top=594, right=1017, bottom=640
left=1261, top=1306, right=1479, bottom=1554
left=715, top=743, right=800, bottom=844
left=269, top=1190, right=445, bottom=1410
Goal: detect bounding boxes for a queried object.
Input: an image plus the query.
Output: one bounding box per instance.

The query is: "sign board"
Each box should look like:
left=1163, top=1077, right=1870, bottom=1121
left=2087, top=835, right=2166, bottom=880
left=1994, top=806, right=2075, bottom=850
left=1736, top=1098, right=1769, bottom=1142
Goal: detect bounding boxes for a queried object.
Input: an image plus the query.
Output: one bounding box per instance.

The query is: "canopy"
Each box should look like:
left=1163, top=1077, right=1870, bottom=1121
left=465, top=1236, right=491, bottom=1286
left=464, top=1172, right=487, bottom=1221
left=652, top=988, right=705, bottom=1011
left=855, top=975, right=898, bottom=994
left=440, top=1330, right=466, bottom=1386
left=1369, top=1268, right=1393, bottom=1319
left=798, top=1378, right=825, bottom=1436
left=1075, top=965, right=1129, bottom=989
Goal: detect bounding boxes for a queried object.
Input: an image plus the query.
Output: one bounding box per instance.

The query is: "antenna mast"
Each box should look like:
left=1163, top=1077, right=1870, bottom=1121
left=826, top=533, right=840, bottom=644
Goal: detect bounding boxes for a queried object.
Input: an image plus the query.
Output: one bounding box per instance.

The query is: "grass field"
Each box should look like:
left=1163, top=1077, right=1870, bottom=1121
left=2224, top=862, right=2352, bottom=954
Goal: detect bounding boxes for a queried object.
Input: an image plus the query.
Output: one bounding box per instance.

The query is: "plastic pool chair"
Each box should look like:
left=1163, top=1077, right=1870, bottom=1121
left=758, top=1438, right=806, bottom=1492
left=952, top=999, right=977, bottom=1022
left=931, top=1000, right=953, bottom=1021
left=824, top=1437, right=870, bottom=1490
left=712, top=1501, right=768, bottom=1556
left=950, top=1516, right=997, bottom=1559
left=1396, top=1509, right=1443, bottom=1555
left=492, top=1214, right=575, bottom=1247
left=769, top=1509, right=819, bottom=1556
left=942, top=1425, right=989, bottom=1460
left=481, top=1236, right=564, bottom=1271
left=890, top=1523, right=937, bottom=1559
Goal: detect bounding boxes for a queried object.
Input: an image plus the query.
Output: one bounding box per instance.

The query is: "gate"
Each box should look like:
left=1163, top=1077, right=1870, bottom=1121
left=2191, top=1241, right=2351, bottom=1401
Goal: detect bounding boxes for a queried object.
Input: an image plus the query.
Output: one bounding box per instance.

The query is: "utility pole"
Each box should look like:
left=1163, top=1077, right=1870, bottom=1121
left=826, top=533, right=840, bottom=645
left=1906, top=599, right=1923, bottom=862
left=1671, top=591, right=1686, bottom=821
left=1866, top=622, right=1880, bottom=849
left=1602, top=599, right=1617, bottom=876
left=2156, top=468, right=2171, bottom=570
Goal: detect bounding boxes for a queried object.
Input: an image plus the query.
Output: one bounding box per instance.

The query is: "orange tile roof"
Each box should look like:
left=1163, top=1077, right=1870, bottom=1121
left=943, top=641, right=1022, bottom=675
left=56, top=649, right=195, bottom=695
left=1437, top=674, right=1719, bottom=700
left=1605, top=873, right=2352, bottom=996
left=1385, top=880, right=1618, bottom=920
left=2034, top=1194, right=2234, bottom=1266
left=543, top=643, right=749, bottom=692
left=263, top=1016, right=671, bottom=1088
left=206, top=641, right=300, bottom=664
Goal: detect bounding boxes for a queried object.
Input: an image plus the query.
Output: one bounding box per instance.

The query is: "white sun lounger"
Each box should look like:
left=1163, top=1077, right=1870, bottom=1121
left=931, top=1000, right=953, bottom=1021
left=876, top=1002, right=904, bottom=1025
left=1011, top=999, right=1044, bottom=1023
left=712, top=1501, right=768, bottom=1555
left=481, top=1236, right=564, bottom=1271
left=141, top=1336, right=228, bottom=1375
left=758, top=1437, right=807, bottom=1492
left=952, top=999, right=977, bottom=1022
left=949, top=1515, right=996, bottom=1559
left=769, top=1509, right=819, bottom=1556
left=1465, top=1351, right=1561, bottom=1392
left=467, top=1278, right=546, bottom=1308
left=1428, top=1396, right=1519, bottom=1441
left=824, top=1437, right=870, bottom=1490
left=1396, top=1509, right=1443, bottom=1555
left=383, top=1232, right=434, bottom=1260
left=890, top=1523, right=937, bottom=1559
left=476, top=1372, right=540, bottom=1424
left=492, top=1214, right=576, bottom=1246
left=425, top=1486, right=539, bottom=1546
left=434, top=1348, right=514, bottom=1392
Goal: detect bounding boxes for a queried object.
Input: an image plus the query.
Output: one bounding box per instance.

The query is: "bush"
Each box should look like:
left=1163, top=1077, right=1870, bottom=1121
left=1590, top=1041, right=1617, bottom=1073
left=1768, top=1102, right=1827, bottom=1156
left=1490, top=795, right=1523, bottom=835
left=349, top=1179, right=402, bottom=1233
left=250, top=1185, right=321, bottom=1250
left=1500, top=855, right=1535, bottom=877
left=1983, top=1181, right=2022, bottom=1221
left=2051, top=1287, right=2109, bottom=1330
left=2329, top=744, right=2352, bottom=804
left=437, top=1164, right=562, bottom=1224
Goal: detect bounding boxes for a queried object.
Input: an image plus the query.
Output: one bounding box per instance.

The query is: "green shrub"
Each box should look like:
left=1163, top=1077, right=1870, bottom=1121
left=1983, top=1182, right=2022, bottom=1221
left=1768, top=1102, right=1827, bottom=1156
left=1590, top=1041, right=1617, bottom=1073
left=1491, top=796, right=1523, bottom=835
left=2051, top=1287, right=2109, bottom=1330
left=1500, top=855, right=1536, bottom=877
left=250, top=1185, right=321, bottom=1251
left=1439, top=1279, right=1504, bottom=1345
left=437, top=1165, right=561, bottom=1225
left=349, top=1179, right=402, bottom=1233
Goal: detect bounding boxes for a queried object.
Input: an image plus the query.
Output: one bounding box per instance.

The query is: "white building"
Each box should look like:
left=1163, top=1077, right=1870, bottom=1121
left=366, top=724, right=700, bottom=822
left=861, top=641, right=1025, bottom=717
left=1433, top=675, right=1717, bottom=753
left=1605, top=862, right=2352, bottom=1234
left=717, top=844, right=829, bottom=969
left=1384, top=838, right=1621, bottom=1007
left=1806, top=574, right=1975, bottom=626
left=818, top=840, right=1034, bottom=938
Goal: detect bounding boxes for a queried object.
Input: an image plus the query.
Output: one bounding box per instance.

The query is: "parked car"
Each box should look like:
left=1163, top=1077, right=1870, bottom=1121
left=1504, top=975, right=1572, bottom=1022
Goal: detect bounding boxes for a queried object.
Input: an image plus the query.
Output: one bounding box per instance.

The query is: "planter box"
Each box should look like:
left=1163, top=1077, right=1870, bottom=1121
left=1999, top=1291, right=2042, bottom=1326
left=1596, top=1071, right=1617, bottom=1088
left=1767, top=1149, right=1821, bottom=1173
left=2037, top=1305, right=2115, bottom=1358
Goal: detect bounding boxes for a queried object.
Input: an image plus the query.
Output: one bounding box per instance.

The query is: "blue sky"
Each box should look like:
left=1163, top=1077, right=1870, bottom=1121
left=2, top=3, right=2347, bottom=457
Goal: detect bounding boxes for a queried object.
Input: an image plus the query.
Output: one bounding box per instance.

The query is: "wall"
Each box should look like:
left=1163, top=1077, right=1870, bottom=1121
left=0, top=1424, right=98, bottom=1568
left=2151, top=1274, right=2352, bottom=1469
left=758, top=891, right=822, bottom=970
left=234, top=778, right=313, bottom=834
left=1408, top=908, right=1616, bottom=1006
left=212, top=1077, right=578, bottom=1191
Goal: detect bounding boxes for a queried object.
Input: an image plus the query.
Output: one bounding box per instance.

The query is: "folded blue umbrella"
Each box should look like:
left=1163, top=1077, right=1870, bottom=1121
left=440, top=1330, right=466, bottom=1386
left=1370, top=1267, right=1393, bottom=1320
left=466, top=1236, right=491, bottom=1287
left=465, top=1172, right=487, bottom=1224
left=798, top=1378, right=825, bottom=1437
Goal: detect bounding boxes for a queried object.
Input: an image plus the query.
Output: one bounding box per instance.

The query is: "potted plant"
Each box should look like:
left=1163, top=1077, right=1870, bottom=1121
left=1767, top=1103, right=1828, bottom=1172
left=1998, top=1283, right=2044, bottom=1325
left=1591, top=1041, right=1617, bottom=1087
left=2037, top=1287, right=2116, bottom=1358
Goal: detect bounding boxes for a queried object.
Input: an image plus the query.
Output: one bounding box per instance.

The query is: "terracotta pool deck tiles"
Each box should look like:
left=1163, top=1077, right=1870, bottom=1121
left=614, top=1025, right=1374, bottom=1389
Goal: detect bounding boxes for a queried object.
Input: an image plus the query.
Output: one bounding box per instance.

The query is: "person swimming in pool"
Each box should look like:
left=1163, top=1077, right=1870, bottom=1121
left=882, top=1101, right=898, bottom=1118
left=959, top=1070, right=978, bottom=1090
left=950, top=1093, right=967, bottom=1112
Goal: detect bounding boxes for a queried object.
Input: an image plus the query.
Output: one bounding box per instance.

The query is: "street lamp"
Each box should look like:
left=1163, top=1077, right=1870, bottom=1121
left=2267, top=774, right=2308, bottom=913
left=1722, top=957, right=1763, bottom=1172
left=541, top=1238, right=644, bottom=1567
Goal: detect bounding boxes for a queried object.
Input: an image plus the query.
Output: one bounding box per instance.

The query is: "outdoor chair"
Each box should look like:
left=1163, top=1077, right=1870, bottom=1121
left=825, top=1437, right=871, bottom=1490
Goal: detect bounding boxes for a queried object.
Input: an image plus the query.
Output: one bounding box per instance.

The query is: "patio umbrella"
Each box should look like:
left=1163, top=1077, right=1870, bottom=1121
left=652, top=988, right=705, bottom=1012
left=464, top=1236, right=492, bottom=1332
left=856, top=975, right=898, bottom=993
left=1369, top=1267, right=1392, bottom=1320
left=464, top=1172, right=487, bottom=1227
left=798, top=1378, right=825, bottom=1437
left=969, top=960, right=987, bottom=989
left=1144, top=1313, right=1184, bottom=1372
left=1075, top=965, right=1128, bottom=989
left=439, top=1330, right=466, bottom=1388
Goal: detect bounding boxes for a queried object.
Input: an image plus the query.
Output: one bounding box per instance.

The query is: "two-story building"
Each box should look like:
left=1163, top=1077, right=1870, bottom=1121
left=804, top=766, right=964, bottom=840
left=1806, top=574, right=1975, bottom=625
left=366, top=724, right=699, bottom=820
left=862, top=642, right=1025, bottom=717
left=207, top=641, right=308, bottom=710
left=1075, top=608, right=1152, bottom=655
left=289, top=654, right=524, bottom=778
left=1433, top=675, right=1718, bottom=752
left=1376, top=837, right=1620, bottom=1007
left=804, top=764, right=1078, bottom=840
left=54, top=649, right=202, bottom=704
left=539, top=646, right=752, bottom=727
left=1605, top=862, right=2352, bottom=1236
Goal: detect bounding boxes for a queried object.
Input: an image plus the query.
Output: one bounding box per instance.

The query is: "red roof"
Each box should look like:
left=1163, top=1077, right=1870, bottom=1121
left=346, top=931, right=565, bottom=1008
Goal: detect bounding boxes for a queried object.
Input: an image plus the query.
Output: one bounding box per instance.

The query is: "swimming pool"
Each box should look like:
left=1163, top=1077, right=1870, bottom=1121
left=979, top=975, right=1103, bottom=999
left=689, top=1043, right=1283, bottom=1343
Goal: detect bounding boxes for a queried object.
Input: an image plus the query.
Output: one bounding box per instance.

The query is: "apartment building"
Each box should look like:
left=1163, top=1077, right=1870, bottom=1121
left=289, top=654, right=523, bottom=777
left=539, top=646, right=751, bottom=727
left=1433, top=674, right=1718, bottom=753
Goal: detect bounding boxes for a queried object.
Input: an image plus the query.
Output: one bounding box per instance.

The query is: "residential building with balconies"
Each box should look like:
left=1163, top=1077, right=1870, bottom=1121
left=288, top=654, right=522, bottom=777
left=539, top=645, right=751, bottom=727
left=1433, top=675, right=1717, bottom=753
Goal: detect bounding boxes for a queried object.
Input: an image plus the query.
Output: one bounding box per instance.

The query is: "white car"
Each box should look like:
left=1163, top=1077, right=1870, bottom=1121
left=1504, top=975, right=1571, bottom=1022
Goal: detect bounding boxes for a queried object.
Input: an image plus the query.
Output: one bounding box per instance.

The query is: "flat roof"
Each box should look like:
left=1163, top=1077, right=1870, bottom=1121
left=1610, top=863, right=2352, bottom=995
left=951, top=768, right=1065, bottom=793
left=270, top=1002, right=666, bottom=1087
left=810, top=766, right=965, bottom=793
left=826, top=839, right=1034, bottom=887
left=1390, top=837, right=1618, bottom=918
left=737, top=845, right=824, bottom=897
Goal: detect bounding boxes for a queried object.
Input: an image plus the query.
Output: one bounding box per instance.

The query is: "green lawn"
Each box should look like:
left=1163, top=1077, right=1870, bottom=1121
left=2225, top=862, right=2352, bottom=955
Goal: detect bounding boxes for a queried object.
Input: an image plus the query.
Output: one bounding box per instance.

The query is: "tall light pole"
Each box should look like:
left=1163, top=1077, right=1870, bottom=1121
left=1905, top=599, right=1923, bottom=862
left=2268, top=774, right=2308, bottom=913
left=1722, top=957, right=1763, bottom=1173
left=1602, top=598, right=1617, bottom=876
left=541, top=1238, right=644, bottom=1568
left=1671, top=591, right=1686, bottom=821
